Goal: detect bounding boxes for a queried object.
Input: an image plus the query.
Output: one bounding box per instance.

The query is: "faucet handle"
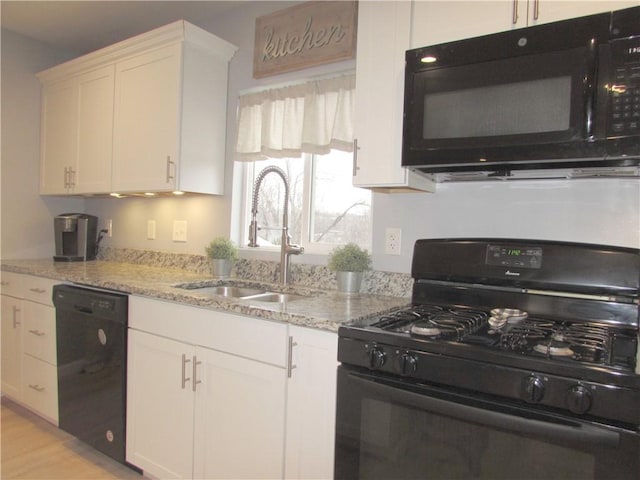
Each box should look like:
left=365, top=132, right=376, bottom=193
left=288, top=243, right=304, bottom=255
left=248, top=220, right=259, bottom=247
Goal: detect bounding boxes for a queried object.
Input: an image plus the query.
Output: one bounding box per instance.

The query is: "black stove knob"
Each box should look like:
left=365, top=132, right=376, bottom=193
left=399, top=352, right=418, bottom=376
left=523, top=375, right=545, bottom=403
left=368, top=346, right=386, bottom=370
left=567, top=384, right=592, bottom=414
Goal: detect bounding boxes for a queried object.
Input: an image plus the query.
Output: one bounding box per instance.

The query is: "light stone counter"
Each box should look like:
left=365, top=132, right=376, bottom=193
left=1, top=258, right=410, bottom=332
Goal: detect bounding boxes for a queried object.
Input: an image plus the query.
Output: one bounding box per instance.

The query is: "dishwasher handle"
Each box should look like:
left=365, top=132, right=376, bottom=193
left=73, top=304, right=93, bottom=314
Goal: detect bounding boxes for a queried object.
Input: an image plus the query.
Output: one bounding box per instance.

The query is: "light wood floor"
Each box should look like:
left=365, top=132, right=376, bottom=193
left=1, top=397, right=142, bottom=479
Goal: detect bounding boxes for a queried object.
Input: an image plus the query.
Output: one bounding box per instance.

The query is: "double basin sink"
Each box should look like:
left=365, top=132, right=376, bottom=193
left=175, top=282, right=307, bottom=304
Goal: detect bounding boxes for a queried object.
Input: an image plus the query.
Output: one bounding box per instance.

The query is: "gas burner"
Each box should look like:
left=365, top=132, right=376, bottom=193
left=410, top=308, right=488, bottom=340
left=499, top=319, right=554, bottom=352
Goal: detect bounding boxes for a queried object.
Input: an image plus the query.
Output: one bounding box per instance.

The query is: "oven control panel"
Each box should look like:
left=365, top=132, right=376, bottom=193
left=338, top=336, right=640, bottom=426
left=486, top=245, right=543, bottom=269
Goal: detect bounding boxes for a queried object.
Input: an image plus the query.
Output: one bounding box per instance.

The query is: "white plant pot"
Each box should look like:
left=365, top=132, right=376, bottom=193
left=336, top=271, right=364, bottom=294
left=210, top=259, right=233, bottom=279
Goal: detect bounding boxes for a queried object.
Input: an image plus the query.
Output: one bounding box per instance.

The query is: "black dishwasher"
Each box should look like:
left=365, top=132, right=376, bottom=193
left=53, top=284, right=130, bottom=466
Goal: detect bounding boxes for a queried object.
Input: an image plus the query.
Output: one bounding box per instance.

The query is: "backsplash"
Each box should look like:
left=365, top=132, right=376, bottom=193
left=97, top=247, right=413, bottom=298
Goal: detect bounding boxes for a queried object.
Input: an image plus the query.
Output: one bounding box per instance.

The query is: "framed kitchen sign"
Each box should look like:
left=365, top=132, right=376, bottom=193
left=253, top=1, right=358, bottom=79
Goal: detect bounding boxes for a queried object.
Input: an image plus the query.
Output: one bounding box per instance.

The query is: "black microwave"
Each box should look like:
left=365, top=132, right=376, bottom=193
left=402, top=6, right=640, bottom=177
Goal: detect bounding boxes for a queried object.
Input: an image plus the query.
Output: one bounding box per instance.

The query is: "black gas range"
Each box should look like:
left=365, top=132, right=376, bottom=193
left=335, top=239, right=640, bottom=480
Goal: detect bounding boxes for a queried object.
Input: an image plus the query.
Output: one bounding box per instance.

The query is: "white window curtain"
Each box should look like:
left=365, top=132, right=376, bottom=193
left=235, top=74, right=355, bottom=161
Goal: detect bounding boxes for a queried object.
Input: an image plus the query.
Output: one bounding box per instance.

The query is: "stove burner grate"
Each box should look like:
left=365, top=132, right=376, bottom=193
left=410, top=308, right=488, bottom=340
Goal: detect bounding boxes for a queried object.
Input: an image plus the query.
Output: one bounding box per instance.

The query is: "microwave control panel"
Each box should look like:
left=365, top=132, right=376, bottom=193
left=609, top=37, right=640, bottom=136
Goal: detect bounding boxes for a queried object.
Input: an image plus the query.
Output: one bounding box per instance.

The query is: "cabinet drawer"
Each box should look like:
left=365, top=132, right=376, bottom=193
left=22, top=354, right=58, bottom=424
left=21, top=276, right=59, bottom=305
left=1, top=272, right=24, bottom=298
left=130, top=296, right=288, bottom=367
left=22, top=302, right=57, bottom=364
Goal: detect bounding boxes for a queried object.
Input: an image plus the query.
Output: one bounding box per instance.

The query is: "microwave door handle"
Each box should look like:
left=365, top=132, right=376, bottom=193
left=583, top=37, right=598, bottom=140
left=347, top=370, right=619, bottom=449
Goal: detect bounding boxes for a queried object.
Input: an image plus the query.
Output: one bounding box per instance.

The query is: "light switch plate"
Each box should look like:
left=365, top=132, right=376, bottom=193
left=172, top=220, right=187, bottom=242
left=147, top=220, right=156, bottom=240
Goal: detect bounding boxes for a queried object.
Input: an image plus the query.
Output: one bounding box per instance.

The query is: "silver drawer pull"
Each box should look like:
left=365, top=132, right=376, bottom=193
left=28, top=384, right=45, bottom=392
left=28, top=329, right=46, bottom=336
left=12, top=305, right=20, bottom=328
left=181, top=354, right=191, bottom=389
left=192, top=356, right=202, bottom=392
left=29, top=288, right=46, bottom=294
left=287, top=336, right=298, bottom=378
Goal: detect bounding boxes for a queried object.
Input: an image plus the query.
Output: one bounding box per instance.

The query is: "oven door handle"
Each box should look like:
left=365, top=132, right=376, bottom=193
left=349, top=371, right=620, bottom=449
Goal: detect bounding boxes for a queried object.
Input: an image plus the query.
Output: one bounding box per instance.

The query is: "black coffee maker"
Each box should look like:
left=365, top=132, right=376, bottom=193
left=53, top=213, right=98, bottom=261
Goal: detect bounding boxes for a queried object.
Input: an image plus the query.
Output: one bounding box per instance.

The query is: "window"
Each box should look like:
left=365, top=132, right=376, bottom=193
left=237, top=150, right=371, bottom=254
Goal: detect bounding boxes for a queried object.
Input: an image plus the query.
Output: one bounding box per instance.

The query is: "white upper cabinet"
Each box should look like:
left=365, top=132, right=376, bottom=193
left=111, top=44, right=182, bottom=193
left=37, top=21, right=237, bottom=196
left=40, top=66, right=114, bottom=194
left=412, top=1, right=639, bottom=47
left=75, top=65, right=114, bottom=194
left=352, top=0, right=436, bottom=192
left=40, top=78, right=77, bottom=194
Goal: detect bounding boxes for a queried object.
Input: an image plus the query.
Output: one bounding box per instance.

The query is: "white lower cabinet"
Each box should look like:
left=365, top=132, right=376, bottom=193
left=193, top=347, right=285, bottom=480
left=126, top=295, right=339, bottom=480
left=126, top=296, right=287, bottom=479
left=0, top=272, right=59, bottom=424
left=285, top=325, right=338, bottom=479
left=1, top=293, right=23, bottom=400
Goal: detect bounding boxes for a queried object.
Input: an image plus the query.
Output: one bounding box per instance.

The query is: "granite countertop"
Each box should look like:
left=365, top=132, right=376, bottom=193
left=1, top=259, right=410, bottom=332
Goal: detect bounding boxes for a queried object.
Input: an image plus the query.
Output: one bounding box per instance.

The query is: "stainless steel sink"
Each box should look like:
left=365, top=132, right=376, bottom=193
left=188, top=286, right=266, bottom=297
left=175, top=283, right=307, bottom=302
left=242, top=292, right=306, bottom=303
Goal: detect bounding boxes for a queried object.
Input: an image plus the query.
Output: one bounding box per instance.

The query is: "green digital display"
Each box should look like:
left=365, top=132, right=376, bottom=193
left=486, top=245, right=543, bottom=269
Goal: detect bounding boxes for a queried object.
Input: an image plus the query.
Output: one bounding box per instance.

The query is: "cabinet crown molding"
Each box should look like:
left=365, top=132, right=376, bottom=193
left=36, top=20, right=238, bottom=84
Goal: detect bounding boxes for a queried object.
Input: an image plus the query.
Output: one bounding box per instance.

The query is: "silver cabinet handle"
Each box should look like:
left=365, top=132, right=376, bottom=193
left=28, top=329, right=46, bottom=336
left=192, top=356, right=202, bottom=392
left=68, top=168, right=76, bottom=188
left=181, top=353, right=191, bottom=389
left=287, top=336, right=298, bottom=378
left=12, top=305, right=20, bottom=328
left=352, top=139, right=359, bottom=177
left=166, top=156, right=175, bottom=183
left=28, top=384, right=45, bottom=392
left=64, top=167, right=69, bottom=189
left=512, top=0, right=519, bottom=24
left=29, top=288, right=46, bottom=294
left=532, top=0, right=540, bottom=21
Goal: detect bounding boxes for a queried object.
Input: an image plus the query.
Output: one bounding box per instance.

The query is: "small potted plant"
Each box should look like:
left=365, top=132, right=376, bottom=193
left=205, top=237, right=238, bottom=279
left=328, top=243, right=372, bottom=293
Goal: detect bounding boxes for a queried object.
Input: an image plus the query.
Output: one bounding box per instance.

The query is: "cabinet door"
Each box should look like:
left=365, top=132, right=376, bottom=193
left=22, top=354, right=58, bottom=424
left=75, top=65, right=115, bottom=194
left=193, top=346, right=286, bottom=480
left=40, top=78, right=77, bottom=194
left=126, top=329, right=194, bottom=479
left=412, top=1, right=521, bottom=47
left=22, top=301, right=56, bottom=365
left=527, top=0, right=639, bottom=26
left=112, top=44, right=181, bottom=193
left=1, top=295, right=22, bottom=400
left=353, top=1, right=435, bottom=192
left=284, top=327, right=338, bottom=480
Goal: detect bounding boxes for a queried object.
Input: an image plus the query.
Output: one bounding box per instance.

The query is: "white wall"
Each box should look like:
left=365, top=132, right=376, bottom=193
left=1, top=29, right=83, bottom=260
left=373, top=179, right=640, bottom=272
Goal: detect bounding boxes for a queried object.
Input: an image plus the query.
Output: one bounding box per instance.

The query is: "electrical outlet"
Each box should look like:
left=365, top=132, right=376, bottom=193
left=385, top=227, right=401, bottom=255
left=106, top=219, right=113, bottom=238
left=172, top=220, right=187, bottom=242
left=147, top=220, right=156, bottom=240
